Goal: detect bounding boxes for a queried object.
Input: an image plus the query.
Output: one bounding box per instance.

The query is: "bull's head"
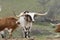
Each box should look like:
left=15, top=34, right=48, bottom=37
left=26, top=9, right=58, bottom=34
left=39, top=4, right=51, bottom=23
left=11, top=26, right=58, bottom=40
left=16, top=11, right=48, bottom=22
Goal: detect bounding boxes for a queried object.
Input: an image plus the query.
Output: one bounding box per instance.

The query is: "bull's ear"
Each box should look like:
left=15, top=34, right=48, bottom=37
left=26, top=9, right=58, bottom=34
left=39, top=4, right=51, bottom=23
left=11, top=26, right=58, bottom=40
left=35, top=11, right=48, bottom=16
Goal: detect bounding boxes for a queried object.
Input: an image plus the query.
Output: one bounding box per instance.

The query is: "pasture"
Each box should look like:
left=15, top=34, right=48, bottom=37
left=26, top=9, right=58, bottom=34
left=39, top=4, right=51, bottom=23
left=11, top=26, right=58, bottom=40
left=0, top=0, right=60, bottom=40
left=0, top=23, right=57, bottom=40
left=11, top=23, right=60, bottom=40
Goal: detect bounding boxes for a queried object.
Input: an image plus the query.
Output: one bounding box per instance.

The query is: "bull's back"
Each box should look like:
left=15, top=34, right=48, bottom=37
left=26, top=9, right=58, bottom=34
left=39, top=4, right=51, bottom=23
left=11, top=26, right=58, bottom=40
left=0, top=17, right=18, bottom=31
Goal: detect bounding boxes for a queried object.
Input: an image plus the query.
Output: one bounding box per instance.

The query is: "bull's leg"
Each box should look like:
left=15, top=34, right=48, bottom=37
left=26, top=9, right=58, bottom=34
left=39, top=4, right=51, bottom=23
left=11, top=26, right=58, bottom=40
left=25, top=31, right=27, bottom=38
left=23, top=30, right=28, bottom=38
left=25, top=27, right=31, bottom=38
left=1, top=34, right=5, bottom=38
left=25, top=31, right=30, bottom=38
left=28, top=27, right=31, bottom=38
left=22, top=28, right=28, bottom=38
left=27, top=30, right=30, bottom=38
left=26, top=29, right=31, bottom=38
left=24, top=29, right=29, bottom=38
left=22, top=27, right=30, bottom=38
left=0, top=31, right=5, bottom=38
left=25, top=30, right=30, bottom=38
left=8, top=29, right=12, bottom=39
left=22, top=29, right=26, bottom=38
left=28, top=30, right=30, bottom=38
left=22, top=30, right=24, bottom=38
left=0, top=31, right=9, bottom=40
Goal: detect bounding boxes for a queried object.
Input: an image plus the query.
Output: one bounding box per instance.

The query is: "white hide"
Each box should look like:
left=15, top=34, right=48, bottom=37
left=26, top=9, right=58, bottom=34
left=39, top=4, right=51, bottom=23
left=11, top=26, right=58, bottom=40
left=17, top=13, right=33, bottom=31
left=17, top=11, right=48, bottom=38
left=17, top=16, right=27, bottom=31
left=17, top=12, right=36, bottom=29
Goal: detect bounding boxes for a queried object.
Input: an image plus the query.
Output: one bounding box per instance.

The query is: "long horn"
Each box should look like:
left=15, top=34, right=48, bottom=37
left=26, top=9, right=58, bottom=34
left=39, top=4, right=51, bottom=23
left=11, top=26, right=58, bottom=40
left=16, top=12, right=27, bottom=17
left=12, top=11, right=21, bottom=17
left=36, top=11, right=48, bottom=16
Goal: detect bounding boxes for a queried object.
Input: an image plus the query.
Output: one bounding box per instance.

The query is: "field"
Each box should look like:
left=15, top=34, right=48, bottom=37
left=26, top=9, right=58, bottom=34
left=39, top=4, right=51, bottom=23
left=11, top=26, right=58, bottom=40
left=0, top=0, right=60, bottom=40
left=0, top=0, right=41, bottom=18
left=0, top=23, right=57, bottom=40
left=9, top=23, right=60, bottom=40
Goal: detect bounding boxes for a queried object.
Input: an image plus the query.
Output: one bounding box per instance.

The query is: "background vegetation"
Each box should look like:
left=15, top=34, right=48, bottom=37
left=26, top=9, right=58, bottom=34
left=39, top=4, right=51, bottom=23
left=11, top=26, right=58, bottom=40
left=0, top=0, right=60, bottom=23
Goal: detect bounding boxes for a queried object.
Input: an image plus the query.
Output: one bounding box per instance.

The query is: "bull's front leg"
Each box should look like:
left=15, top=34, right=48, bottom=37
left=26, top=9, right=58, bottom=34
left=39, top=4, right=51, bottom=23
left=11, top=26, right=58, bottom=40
left=8, top=29, right=12, bottom=39
left=25, top=27, right=31, bottom=38
left=27, top=27, right=31, bottom=38
left=24, top=31, right=27, bottom=38
left=22, top=27, right=27, bottom=38
left=28, top=23, right=32, bottom=38
left=0, top=31, right=8, bottom=40
left=0, top=31, right=5, bottom=38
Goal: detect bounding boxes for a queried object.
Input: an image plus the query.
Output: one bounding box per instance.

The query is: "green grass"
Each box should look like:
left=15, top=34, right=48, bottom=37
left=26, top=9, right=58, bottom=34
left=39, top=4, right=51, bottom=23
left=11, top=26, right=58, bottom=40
left=0, top=0, right=42, bottom=17
left=10, top=23, right=55, bottom=40
left=0, top=0, right=59, bottom=40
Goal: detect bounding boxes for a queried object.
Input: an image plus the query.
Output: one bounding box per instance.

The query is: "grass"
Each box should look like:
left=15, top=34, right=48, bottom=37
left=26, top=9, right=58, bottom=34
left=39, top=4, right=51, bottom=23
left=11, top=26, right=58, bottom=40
left=0, top=0, right=59, bottom=40
left=0, top=0, right=42, bottom=18
left=8, top=23, right=54, bottom=40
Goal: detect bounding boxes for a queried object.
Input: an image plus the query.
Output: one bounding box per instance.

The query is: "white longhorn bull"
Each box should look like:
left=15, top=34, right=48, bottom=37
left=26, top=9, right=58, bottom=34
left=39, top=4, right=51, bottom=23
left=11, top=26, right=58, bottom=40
left=16, top=11, right=48, bottom=38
